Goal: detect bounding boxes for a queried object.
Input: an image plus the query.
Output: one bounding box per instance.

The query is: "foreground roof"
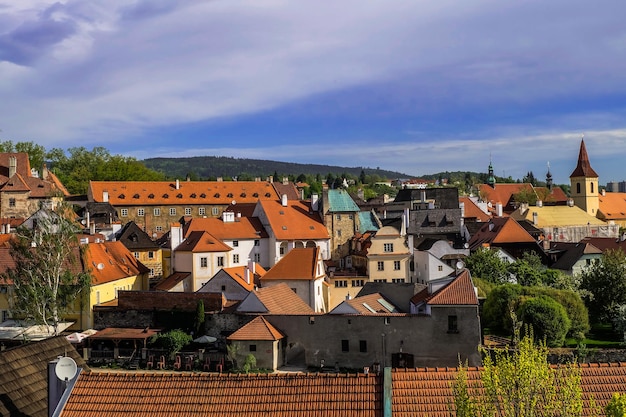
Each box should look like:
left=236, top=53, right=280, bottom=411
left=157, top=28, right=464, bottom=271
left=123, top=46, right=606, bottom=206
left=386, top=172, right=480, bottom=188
left=227, top=316, right=284, bottom=341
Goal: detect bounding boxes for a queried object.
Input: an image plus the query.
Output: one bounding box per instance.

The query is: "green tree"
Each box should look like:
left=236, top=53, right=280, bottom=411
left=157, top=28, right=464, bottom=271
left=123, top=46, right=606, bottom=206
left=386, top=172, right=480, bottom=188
left=3, top=206, right=91, bottom=335
left=150, top=329, right=192, bottom=357
left=242, top=353, right=257, bottom=373
left=453, top=329, right=586, bottom=417
left=465, top=248, right=510, bottom=284
left=518, top=295, right=571, bottom=347
left=580, top=249, right=626, bottom=323
left=0, top=140, right=46, bottom=174
left=606, top=393, right=626, bottom=417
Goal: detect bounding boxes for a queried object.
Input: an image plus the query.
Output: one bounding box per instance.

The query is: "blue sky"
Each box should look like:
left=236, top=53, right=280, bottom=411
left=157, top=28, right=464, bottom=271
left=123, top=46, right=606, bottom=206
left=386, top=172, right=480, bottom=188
left=1, top=1, right=626, bottom=185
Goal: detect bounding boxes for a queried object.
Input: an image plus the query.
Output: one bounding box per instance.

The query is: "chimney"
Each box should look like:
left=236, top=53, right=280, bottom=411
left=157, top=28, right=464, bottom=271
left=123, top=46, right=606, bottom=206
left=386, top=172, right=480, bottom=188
left=532, top=212, right=538, bottom=225
left=217, top=177, right=223, bottom=182
left=283, top=177, right=288, bottom=185
left=269, top=176, right=273, bottom=183
left=42, top=163, right=49, bottom=179
left=496, top=202, right=503, bottom=217
left=90, top=221, right=96, bottom=235
left=602, top=189, right=606, bottom=196
left=459, top=202, right=465, bottom=218
left=175, top=179, right=180, bottom=190
left=281, top=194, right=288, bottom=207
left=102, top=191, right=109, bottom=203
left=248, top=258, right=255, bottom=275
left=8, top=156, right=16, bottom=177
left=311, top=194, right=319, bottom=211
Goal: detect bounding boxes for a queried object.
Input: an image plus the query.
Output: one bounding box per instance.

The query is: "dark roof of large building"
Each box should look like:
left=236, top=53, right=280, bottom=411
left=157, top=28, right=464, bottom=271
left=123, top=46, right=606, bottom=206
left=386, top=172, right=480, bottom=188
left=115, top=221, right=159, bottom=250
left=111, top=290, right=225, bottom=312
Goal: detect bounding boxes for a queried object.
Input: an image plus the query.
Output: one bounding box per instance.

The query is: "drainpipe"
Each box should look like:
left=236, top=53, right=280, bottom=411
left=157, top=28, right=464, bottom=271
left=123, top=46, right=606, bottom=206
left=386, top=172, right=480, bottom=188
left=383, top=367, right=392, bottom=417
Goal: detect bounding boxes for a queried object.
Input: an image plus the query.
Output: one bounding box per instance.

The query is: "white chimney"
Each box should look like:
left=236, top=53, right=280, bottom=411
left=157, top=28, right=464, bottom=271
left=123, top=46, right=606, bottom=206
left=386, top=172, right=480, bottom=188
left=537, top=200, right=543, bottom=207
left=103, top=191, right=109, bottom=202
left=602, top=189, right=606, bottom=196
left=532, top=212, right=538, bottom=225
left=8, top=156, right=16, bottom=177
left=248, top=258, right=255, bottom=274
left=496, top=202, right=503, bottom=217
left=175, top=179, right=180, bottom=190
left=283, top=177, right=288, bottom=185
left=311, top=194, right=319, bottom=211
left=459, top=202, right=465, bottom=218
left=281, top=194, right=288, bottom=207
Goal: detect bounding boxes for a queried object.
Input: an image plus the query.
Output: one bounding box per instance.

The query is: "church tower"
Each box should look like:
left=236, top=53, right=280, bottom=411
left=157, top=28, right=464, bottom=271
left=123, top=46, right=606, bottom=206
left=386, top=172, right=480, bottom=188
left=569, top=138, right=599, bottom=216
left=487, top=160, right=496, bottom=188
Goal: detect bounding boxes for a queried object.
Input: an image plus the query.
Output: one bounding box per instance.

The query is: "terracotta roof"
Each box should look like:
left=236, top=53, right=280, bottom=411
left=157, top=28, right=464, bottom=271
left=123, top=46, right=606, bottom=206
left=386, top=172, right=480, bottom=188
left=227, top=316, right=284, bottom=341
left=89, top=180, right=280, bottom=205
left=272, top=180, right=300, bottom=200
left=174, top=230, right=232, bottom=253
left=89, top=327, right=160, bottom=341
left=468, top=217, right=536, bottom=250
left=330, top=292, right=401, bottom=315
left=114, top=290, right=225, bottom=312
left=392, top=363, right=626, bottom=417
left=427, top=270, right=478, bottom=305
left=0, top=172, right=30, bottom=191
left=570, top=139, right=599, bottom=178
left=183, top=216, right=268, bottom=239
left=0, top=336, right=89, bottom=417
left=580, top=237, right=626, bottom=253
left=84, top=241, right=149, bottom=285
left=262, top=247, right=322, bottom=281
left=0, top=153, right=69, bottom=197
left=599, top=192, right=626, bottom=220
left=478, top=182, right=534, bottom=211
left=535, top=185, right=569, bottom=204
left=154, top=271, right=191, bottom=291
left=238, top=283, right=314, bottom=314
left=60, top=372, right=381, bottom=417
left=256, top=199, right=329, bottom=240
left=459, top=196, right=491, bottom=222
left=222, top=264, right=267, bottom=291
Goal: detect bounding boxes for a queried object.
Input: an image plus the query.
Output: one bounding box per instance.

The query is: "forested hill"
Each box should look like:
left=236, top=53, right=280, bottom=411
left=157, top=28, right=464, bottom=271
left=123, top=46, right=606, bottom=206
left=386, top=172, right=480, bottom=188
left=142, top=156, right=410, bottom=180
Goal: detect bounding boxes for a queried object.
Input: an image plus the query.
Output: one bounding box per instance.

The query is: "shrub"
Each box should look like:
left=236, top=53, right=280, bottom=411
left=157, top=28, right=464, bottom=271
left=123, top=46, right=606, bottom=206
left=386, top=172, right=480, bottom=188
left=518, top=295, right=570, bottom=347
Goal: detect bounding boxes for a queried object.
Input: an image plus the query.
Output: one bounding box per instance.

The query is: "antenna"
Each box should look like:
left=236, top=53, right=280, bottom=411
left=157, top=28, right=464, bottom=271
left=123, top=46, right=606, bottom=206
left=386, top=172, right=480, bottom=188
left=55, top=356, right=77, bottom=381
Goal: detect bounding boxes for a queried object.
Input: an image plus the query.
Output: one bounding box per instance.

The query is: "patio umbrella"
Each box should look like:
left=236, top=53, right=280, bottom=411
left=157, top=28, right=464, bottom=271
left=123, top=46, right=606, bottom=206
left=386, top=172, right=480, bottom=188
left=193, top=335, right=217, bottom=344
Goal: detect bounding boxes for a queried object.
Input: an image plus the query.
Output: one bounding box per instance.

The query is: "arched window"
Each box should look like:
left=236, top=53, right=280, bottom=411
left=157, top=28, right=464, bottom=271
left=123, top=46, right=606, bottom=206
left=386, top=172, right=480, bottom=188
left=576, top=183, right=581, bottom=194
left=591, top=182, right=594, bottom=193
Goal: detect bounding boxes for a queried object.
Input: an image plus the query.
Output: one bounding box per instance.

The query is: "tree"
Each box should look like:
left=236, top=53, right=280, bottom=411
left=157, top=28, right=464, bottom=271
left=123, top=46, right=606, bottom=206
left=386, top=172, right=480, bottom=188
left=3, top=207, right=91, bottom=335
left=453, top=328, right=587, bottom=417
left=606, top=393, right=626, bottom=417
left=242, top=353, right=257, bottom=373
left=580, top=249, right=626, bottom=323
left=518, top=295, right=571, bottom=347
left=465, top=248, right=510, bottom=284
left=149, top=329, right=192, bottom=357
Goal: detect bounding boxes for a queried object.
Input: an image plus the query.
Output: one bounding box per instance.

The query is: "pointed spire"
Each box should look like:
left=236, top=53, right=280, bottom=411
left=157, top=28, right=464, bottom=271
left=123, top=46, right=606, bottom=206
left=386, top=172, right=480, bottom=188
left=546, top=162, right=553, bottom=190
left=487, top=155, right=496, bottom=188
left=570, top=137, right=599, bottom=178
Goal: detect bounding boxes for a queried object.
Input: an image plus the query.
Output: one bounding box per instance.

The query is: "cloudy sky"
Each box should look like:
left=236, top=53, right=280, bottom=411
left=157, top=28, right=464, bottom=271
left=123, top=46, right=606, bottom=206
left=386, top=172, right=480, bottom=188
left=1, top=0, right=625, bottom=184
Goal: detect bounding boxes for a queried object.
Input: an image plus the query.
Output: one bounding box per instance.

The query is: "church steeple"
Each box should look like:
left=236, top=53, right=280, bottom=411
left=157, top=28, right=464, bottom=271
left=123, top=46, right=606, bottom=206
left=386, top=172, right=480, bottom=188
left=546, top=162, right=553, bottom=191
left=569, top=136, right=599, bottom=216
left=487, top=158, right=496, bottom=188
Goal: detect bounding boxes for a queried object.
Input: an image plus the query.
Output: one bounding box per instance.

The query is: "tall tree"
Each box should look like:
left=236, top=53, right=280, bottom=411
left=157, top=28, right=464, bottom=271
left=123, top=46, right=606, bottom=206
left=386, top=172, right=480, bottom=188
left=580, top=249, right=626, bottom=323
left=465, top=248, right=510, bottom=284
left=3, top=206, right=91, bottom=335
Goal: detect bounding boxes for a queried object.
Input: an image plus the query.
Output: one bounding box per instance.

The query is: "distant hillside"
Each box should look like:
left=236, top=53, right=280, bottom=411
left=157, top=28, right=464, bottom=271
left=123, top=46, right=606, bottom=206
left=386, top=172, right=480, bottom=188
left=142, top=156, right=411, bottom=180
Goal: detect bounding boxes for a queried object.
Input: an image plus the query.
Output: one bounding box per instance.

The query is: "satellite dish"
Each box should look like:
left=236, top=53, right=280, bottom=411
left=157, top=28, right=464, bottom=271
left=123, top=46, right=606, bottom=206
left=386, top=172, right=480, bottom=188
left=456, top=260, right=465, bottom=270
left=55, top=357, right=77, bottom=381
left=231, top=200, right=236, bottom=205
left=97, top=263, right=105, bottom=270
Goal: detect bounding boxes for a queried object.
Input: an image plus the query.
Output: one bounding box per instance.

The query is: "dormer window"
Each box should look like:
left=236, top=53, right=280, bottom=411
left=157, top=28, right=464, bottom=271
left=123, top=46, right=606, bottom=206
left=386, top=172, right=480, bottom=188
left=163, top=193, right=169, bottom=198
left=177, top=193, right=183, bottom=198
left=200, top=193, right=206, bottom=198
left=118, top=194, right=125, bottom=199
left=253, top=193, right=259, bottom=197
left=133, top=193, right=140, bottom=199
left=227, top=193, right=233, bottom=198
left=214, top=193, right=220, bottom=198
left=148, top=193, right=154, bottom=199
left=190, top=193, right=197, bottom=198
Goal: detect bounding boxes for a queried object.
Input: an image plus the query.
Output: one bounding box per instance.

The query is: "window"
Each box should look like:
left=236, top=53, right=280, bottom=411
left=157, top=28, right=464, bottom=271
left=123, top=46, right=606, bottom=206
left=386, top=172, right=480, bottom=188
left=200, top=257, right=208, bottom=268
left=233, top=254, right=239, bottom=263
left=591, top=182, right=594, bottom=193
left=2, top=310, right=9, bottom=322
left=221, top=285, right=226, bottom=291
left=374, top=279, right=387, bottom=283
left=156, top=226, right=163, bottom=232
left=169, top=208, right=176, bottom=216
left=212, top=207, right=219, bottom=216
left=249, top=344, right=257, bottom=352
left=392, top=278, right=406, bottom=283
left=254, top=239, right=260, bottom=246
left=254, top=253, right=261, bottom=262
left=291, top=287, right=297, bottom=294
left=341, top=339, right=349, bottom=352
left=384, top=243, right=394, bottom=252
left=352, top=279, right=364, bottom=287
left=384, top=317, right=390, bottom=325
left=349, top=214, right=354, bottom=220
left=576, top=182, right=581, bottom=194
left=394, top=261, right=401, bottom=270
left=448, top=315, right=459, bottom=333
left=438, top=265, right=443, bottom=271
left=280, top=246, right=285, bottom=255
left=149, top=268, right=155, bottom=277
left=8, top=198, right=15, bottom=207
left=0, top=286, right=7, bottom=294
left=134, top=252, right=139, bottom=259
left=359, top=340, right=367, bottom=353
left=217, top=256, right=224, bottom=267
left=154, top=208, right=161, bottom=216
left=185, top=207, right=192, bottom=216
left=334, top=280, right=348, bottom=288
left=336, top=214, right=342, bottom=220
left=121, top=208, right=128, bottom=217
left=148, top=251, right=155, bottom=259
left=137, top=208, right=145, bottom=216
left=309, top=316, right=315, bottom=325
left=233, top=240, right=239, bottom=247
left=198, top=207, right=206, bottom=216
left=377, top=261, right=384, bottom=271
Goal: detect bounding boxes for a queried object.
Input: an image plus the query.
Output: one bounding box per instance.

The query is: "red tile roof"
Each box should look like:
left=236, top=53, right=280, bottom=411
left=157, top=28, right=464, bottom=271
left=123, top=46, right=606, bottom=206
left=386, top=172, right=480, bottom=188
left=256, top=200, right=329, bottom=240
left=84, top=241, right=149, bottom=285
left=478, top=182, right=534, bottom=211
left=240, top=283, right=314, bottom=314
left=183, top=216, right=268, bottom=239
left=227, top=316, right=284, bottom=341
left=154, top=272, right=190, bottom=291
left=174, top=230, right=232, bottom=253
left=0, top=153, right=69, bottom=197
left=468, top=217, right=536, bottom=249
left=222, top=264, right=267, bottom=291
left=426, top=270, right=478, bottom=306
left=61, top=372, right=381, bottom=417
left=89, top=180, right=280, bottom=205
left=599, top=192, right=626, bottom=220
left=459, top=196, right=491, bottom=222
left=261, top=247, right=322, bottom=281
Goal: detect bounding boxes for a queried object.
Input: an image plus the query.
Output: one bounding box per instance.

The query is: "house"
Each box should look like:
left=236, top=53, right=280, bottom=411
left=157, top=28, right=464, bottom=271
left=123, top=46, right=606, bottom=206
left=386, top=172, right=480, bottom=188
left=468, top=216, right=544, bottom=259
left=548, top=241, right=602, bottom=276
left=180, top=212, right=270, bottom=269
left=597, top=189, right=626, bottom=227
left=235, top=282, right=314, bottom=315
left=0, top=153, right=69, bottom=220
left=88, top=179, right=281, bottom=237
left=197, top=262, right=266, bottom=301
left=0, top=336, right=88, bottom=417
left=320, top=188, right=361, bottom=262
left=412, top=239, right=469, bottom=284
left=115, top=221, right=163, bottom=282
left=352, top=224, right=411, bottom=284
left=171, top=230, right=233, bottom=291
left=227, top=315, right=285, bottom=371
left=252, top=197, right=330, bottom=266
left=259, top=247, right=328, bottom=312
left=75, top=201, right=121, bottom=240
left=77, top=241, right=150, bottom=329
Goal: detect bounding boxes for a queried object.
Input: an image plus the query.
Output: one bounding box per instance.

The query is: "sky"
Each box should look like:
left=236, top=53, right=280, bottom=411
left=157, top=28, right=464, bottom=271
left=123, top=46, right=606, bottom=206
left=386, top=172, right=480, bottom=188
left=1, top=1, right=626, bottom=185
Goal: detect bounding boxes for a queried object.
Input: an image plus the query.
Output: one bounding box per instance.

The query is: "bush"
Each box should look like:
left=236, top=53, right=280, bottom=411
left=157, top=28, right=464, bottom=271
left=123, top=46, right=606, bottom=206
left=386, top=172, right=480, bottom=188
left=482, top=284, right=524, bottom=333
left=518, top=295, right=570, bottom=347
left=149, top=329, right=192, bottom=356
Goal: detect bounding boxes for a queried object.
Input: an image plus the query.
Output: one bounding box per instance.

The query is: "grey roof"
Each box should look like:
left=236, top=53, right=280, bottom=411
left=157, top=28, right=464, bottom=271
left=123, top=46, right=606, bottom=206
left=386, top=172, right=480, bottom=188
left=115, top=221, right=159, bottom=250
left=327, top=189, right=360, bottom=212
left=394, top=187, right=460, bottom=209
left=550, top=242, right=602, bottom=270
